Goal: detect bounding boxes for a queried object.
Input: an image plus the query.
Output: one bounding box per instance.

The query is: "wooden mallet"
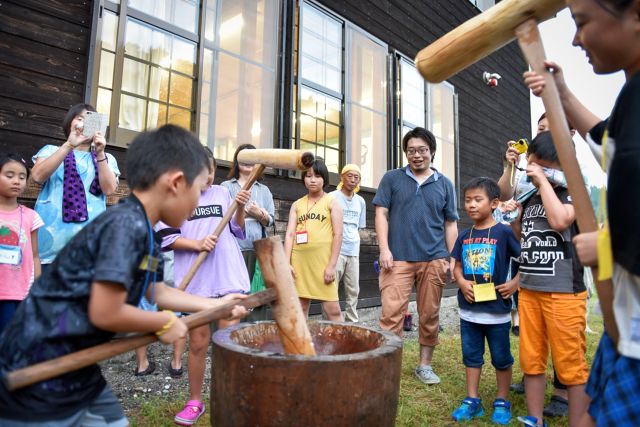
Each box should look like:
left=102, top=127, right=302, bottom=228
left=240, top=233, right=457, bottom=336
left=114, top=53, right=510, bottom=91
left=177, top=149, right=314, bottom=291
left=4, top=236, right=316, bottom=391
left=415, top=0, right=618, bottom=343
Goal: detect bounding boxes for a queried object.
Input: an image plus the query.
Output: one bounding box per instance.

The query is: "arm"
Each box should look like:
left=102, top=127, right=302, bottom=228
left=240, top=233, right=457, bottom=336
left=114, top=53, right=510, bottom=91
left=444, top=220, right=458, bottom=254
left=453, top=261, right=474, bottom=304
left=283, top=203, right=298, bottom=277
left=31, top=230, right=41, bottom=279
left=375, top=206, right=393, bottom=269
left=168, top=235, right=217, bottom=252
left=153, top=282, right=247, bottom=316
left=497, top=142, right=522, bottom=200
left=31, top=143, right=75, bottom=184
left=93, top=132, right=118, bottom=195
left=233, top=189, right=250, bottom=229
left=324, top=199, right=343, bottom=284
left=496, top=271, right=520, bottom=299
left=523, top=61, right=601, bottom=140
left=527, top=163, right=575, bottom=231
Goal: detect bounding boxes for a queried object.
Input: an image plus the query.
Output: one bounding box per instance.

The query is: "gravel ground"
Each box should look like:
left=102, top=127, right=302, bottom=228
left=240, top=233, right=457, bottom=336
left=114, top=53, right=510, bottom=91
left=101, top=295, right=461, bottom=415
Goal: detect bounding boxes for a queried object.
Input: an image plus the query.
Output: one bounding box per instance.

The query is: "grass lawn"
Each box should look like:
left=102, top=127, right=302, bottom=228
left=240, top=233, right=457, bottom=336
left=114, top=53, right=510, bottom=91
left=130, top=314, right=603, bottom=426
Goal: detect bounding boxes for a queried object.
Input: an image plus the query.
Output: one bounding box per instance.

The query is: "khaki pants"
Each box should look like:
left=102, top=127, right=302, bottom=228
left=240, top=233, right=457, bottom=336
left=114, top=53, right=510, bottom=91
left=336, top=254, right=360, bottom=322
left=379, top=259, right=448, bottom=346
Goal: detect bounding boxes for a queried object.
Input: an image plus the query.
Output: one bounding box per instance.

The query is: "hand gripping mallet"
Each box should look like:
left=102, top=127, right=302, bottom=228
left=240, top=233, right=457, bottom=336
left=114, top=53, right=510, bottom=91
left=415, top=0, right=618, bottom=343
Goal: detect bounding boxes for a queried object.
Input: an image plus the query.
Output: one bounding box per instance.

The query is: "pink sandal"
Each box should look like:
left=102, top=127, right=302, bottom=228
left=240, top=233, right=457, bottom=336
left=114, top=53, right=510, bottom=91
left=175, top=400, right=205, bottom=426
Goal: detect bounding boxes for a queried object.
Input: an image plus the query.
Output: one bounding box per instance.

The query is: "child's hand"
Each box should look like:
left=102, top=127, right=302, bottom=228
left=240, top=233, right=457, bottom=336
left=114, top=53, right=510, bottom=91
left=67, top=130, right=91, bottom=148
left=501, top=199, right=518, bottom=213
left=218, top=293, right=249, bottom=320
left=496, top=279, right=518, bottom=299
left=93, top=132, right=107, bottom=154
left=523, top=61, right=568, bottom=98
left=505, top=141, right=520, bottom=164
left=526, top=162, right=547, bottom=188
left=573, top=231, right=598, bottom=267
left=324, top=264, right=336, bottom=284
left=158, top=316, right=188, bottom=344
left=235, top=189, right=251, bottom=207
left=459, top=281, right=475, bottom=304
left=197, top=234, right=217, bottom=252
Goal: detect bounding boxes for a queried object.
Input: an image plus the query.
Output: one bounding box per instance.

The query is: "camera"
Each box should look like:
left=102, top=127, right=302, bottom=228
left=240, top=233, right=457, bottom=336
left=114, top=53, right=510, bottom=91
left=513, top=138, right=528, bottom=155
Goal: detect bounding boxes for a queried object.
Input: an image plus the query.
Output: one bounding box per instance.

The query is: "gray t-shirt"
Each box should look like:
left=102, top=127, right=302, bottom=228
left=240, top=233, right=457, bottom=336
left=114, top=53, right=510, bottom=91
left=330, top=190, right=366, bottom=256
left=372, top=166, right=458, bottom=261
left=519, top=187, right=585, bottom=293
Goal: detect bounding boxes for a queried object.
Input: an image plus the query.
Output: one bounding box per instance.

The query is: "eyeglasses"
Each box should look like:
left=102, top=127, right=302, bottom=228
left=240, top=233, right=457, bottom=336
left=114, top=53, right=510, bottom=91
left=406, top=146, right=429, bottom=156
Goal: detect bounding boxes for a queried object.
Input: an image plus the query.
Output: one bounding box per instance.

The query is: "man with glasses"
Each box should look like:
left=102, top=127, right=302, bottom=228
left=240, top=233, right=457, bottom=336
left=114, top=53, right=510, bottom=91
left=330, top=164, right=366, bottom=322
left=373, top=127, right=458, bottom=385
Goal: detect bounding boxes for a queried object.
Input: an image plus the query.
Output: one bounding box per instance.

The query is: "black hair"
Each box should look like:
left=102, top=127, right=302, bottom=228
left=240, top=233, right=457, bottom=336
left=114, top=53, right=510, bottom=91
left=0, top=153, right=29, bottom=179
left=528, top=131, right=560, bottom=163
left=62, top=103, right=97, bottom=138
left=303, top=158, right=329, bottom=190
left=203, top=146, right=217, bottom=170
left=402, top=127, right=437, bottom=162
left=594, top=0, right=634, bottom=16
left=126, top=125, right=209, bottom=191
left=227, top=143, right=259, bottom=179
left=463, top=177, right=500, bottom=201
left=537, top=112, right=575, bottom=131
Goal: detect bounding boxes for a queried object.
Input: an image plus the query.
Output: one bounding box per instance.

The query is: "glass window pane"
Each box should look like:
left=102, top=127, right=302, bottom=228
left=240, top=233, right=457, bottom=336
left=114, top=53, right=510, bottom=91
left=325, top=97, right=341, bottom=124
left=147, top=101, right=167, bottom=129
left=325, top=148, right=339, bottom=174
left=125, top=19, right=152, bottom=61
left=119, top=95, right=146, bottom=131
left=204, top=4, right=216, bottom=42
left=122, top=58, right=149, bottom=96
left=401, top=60, right=425, bottom=127
left=325, top=68, right=341, bottom=94
left=129, top=0, right=200, bottom=34
left=299, top=114, right=315, bottom=142
left=434, top=139, right=456, bottom=186
left=98, top=51, right=115, bottom=89
left=149, top=67, right=169, bottom=101
left=169, top=73, right=193, bottom=108
left=96, top=88, right=112, bottom=115
left=151, top=30, right=171, bottom=67
left=350, top=105, right=386, bottom=188
left=174, top=0, right=197, bottom=33
left=202, top=49, right=213, bottom=82
left=349, top=30, right=386, bottom=112
left=429, top=83, right=456, bottom=142
left=168, top=106, right=191, bottom=129
left=172, top=38, right=196, bottom=75
left=300, top=4, right=342, bottom=93
left=300, top=87, right=316, bottom=116
left=102, top=11, right=118, bottom=52
left=325, top=123, right=340, bottom=149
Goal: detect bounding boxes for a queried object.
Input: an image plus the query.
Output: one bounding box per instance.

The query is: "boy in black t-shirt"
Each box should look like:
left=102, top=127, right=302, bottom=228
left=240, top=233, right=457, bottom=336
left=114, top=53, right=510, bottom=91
left=451, top=177, right=521, bottom=425
left=0, top=125, right=248, bottom=426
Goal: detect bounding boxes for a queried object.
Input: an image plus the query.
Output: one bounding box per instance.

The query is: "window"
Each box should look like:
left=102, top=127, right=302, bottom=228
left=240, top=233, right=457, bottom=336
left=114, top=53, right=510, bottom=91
left=397, top=57, right=458, bottom=187
left=199, top=0, right=279, bottom=161
left=468, top=0, right=496, bottom=11
left=91, top=0, right=279, bottom=154
left=294, top=2, right=387, bottom=187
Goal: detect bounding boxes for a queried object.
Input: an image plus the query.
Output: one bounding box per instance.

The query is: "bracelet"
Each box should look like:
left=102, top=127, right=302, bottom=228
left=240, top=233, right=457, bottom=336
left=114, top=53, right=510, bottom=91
left=97, top=157, right=108, bottom=163
left=155, top=310, right=177, bottom=336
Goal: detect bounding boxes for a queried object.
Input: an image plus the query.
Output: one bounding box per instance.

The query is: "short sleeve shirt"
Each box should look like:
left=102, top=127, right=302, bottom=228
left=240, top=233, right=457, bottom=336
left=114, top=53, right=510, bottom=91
left=330, top=190, right=366, bottom=256
left=519, top=187, right=585, bottom=294
left=372, top=167, right=458, bottom=261
left=32, top=145, right=121, bottom=264
left=0, top=195, right=163, bottom=421
left=451, top=223, right=521, bottom=314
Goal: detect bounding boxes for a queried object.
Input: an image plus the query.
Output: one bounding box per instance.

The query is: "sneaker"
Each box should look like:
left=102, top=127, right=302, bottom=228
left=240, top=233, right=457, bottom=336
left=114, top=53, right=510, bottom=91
left=415, top=365, right=441, bottom=385
left=175, top=400, right=205, bottom=426
left=451, top=397, right=484, bottom=421
left=517, top=415, right=548, bottom=427
left=543, top=395, right=569, bottom=417
left=491, top=399, right=512, bottom=425
left=510, top=381, right=525, bottom=394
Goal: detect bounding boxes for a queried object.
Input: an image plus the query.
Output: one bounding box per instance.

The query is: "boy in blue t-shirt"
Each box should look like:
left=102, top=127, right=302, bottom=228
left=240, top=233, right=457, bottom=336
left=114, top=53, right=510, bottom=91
left=451, top=177, right=521, bottom=425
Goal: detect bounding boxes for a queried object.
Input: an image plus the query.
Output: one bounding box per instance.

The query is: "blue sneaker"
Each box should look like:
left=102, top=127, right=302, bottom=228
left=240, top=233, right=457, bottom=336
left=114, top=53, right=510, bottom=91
left=452, top=397, right=484, bottom=422
left=491, top=399, right=512, bottom=425
left=517, top=415, right=548, bottom=427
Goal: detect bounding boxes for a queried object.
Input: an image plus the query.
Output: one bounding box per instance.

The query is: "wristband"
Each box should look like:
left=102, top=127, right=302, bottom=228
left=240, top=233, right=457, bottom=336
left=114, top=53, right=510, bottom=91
left=155, top=310, right=177, bottom=336
left=97, top=157, right=108, bottom=163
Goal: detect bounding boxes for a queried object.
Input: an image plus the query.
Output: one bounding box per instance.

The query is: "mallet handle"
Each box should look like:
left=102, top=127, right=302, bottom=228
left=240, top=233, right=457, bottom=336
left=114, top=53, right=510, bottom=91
left=4, top=289, right=277, bottom=391
left=516, top=19, right=618, bottom=343
left=178, top=164, right=266, bottom=291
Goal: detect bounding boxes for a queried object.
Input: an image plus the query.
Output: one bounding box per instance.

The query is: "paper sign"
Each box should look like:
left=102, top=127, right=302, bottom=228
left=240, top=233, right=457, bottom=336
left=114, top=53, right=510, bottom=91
left=473, top=282, right=497, bottom=302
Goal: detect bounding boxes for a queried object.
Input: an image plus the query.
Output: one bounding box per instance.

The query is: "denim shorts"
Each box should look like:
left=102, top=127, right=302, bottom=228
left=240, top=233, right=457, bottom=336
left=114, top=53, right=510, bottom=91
left=460, top=318, right=513, bottom=369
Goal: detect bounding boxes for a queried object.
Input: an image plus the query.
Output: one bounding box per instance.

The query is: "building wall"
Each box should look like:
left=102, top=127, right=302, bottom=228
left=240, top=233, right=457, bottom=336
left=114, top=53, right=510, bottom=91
left=0, top=0, right=531, bottom=310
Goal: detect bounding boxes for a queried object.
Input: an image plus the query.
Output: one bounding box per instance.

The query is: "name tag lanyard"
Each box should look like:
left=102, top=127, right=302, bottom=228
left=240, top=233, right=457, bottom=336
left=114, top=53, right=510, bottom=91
left=0, top=206, right=24, bottom=267
left=296, top=195, right=322, bottom=244
left=468, top=225, right=498, bottom=301
left=139, top=220, right=158, bottom=306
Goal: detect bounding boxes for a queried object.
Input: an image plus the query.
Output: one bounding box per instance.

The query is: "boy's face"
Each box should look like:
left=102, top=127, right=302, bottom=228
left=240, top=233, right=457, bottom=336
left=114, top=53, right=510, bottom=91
left=464, top=188, right=499, bottom=222
left=163, top=167, right=209, bottom=227
left=205, top=160, right=216, bottom=188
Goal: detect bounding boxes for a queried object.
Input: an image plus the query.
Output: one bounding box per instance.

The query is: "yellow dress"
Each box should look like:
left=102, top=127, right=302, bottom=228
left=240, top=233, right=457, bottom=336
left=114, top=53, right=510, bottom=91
left=291, top=194, right=338, bottom=301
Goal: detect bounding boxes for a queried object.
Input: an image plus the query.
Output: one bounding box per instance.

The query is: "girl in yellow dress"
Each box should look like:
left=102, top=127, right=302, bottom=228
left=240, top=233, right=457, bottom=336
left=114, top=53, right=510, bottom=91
left=284, top=159, right=343, bottom=320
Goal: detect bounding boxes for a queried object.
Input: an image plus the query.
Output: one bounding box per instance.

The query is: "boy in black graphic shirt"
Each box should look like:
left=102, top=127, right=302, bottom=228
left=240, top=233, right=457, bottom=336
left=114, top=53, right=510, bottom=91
left=0, top=125, right=247, bottom=426
left=512, top=132, right=588, bottom=427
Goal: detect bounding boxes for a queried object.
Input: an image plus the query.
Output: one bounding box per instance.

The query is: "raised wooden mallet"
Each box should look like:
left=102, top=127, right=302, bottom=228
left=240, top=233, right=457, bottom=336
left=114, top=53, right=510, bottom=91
left=177, top=149, right=314, bottom=291
left=415, top=0, right=618, bottom=343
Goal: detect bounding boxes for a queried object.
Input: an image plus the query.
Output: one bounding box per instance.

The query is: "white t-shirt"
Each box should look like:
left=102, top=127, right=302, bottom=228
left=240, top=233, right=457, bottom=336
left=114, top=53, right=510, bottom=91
left=614, top=263, right=640, bottom=359
left=330, top=190, right=366, bottom=256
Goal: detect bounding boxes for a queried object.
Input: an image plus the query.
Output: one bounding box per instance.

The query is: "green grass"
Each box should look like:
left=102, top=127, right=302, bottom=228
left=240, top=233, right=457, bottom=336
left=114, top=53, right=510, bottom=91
left=130, top=314, right=603, bottom=427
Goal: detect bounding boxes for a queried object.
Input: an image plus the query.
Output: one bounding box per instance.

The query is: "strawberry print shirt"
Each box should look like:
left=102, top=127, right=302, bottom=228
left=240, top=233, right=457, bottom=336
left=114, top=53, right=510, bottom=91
left=0, top=206, right=44, bottom=300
